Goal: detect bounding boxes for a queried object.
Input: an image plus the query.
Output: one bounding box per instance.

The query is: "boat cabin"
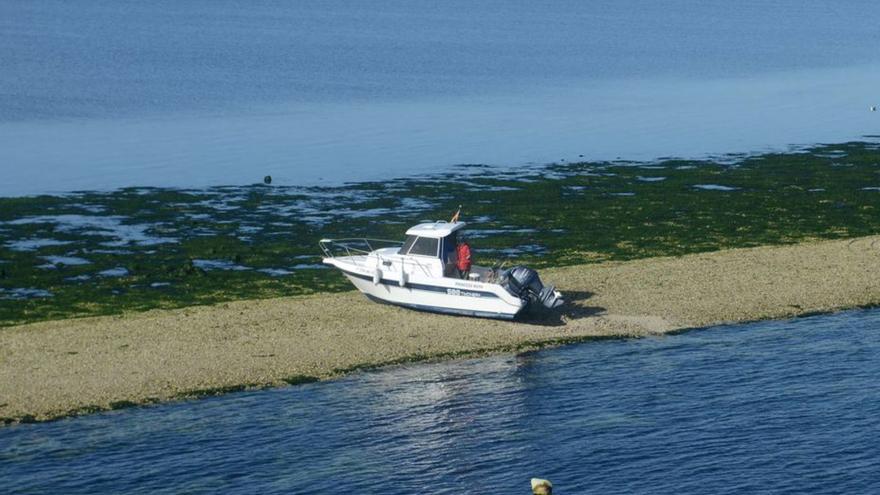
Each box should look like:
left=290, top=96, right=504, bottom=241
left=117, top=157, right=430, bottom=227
left=397, top=221, right=467, bottom=278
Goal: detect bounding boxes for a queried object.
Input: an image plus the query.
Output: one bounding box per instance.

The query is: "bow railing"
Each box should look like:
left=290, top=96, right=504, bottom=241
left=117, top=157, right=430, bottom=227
left=319, top=238, right=403, bottom=261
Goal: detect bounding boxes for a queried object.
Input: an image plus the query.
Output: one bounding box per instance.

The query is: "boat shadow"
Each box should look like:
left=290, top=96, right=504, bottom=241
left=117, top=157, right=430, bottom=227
left=519, top=290, right=605, bottom=327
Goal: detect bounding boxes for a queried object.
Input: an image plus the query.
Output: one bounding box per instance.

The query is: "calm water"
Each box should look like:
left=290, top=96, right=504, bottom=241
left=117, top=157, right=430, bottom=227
left=2, top=0, right=880, bottom=195
left=2, top=309, right=879, bottom=494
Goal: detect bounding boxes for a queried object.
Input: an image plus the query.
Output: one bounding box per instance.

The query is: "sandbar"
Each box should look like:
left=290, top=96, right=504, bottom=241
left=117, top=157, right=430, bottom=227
left=1, top=235, right=879, bottom=423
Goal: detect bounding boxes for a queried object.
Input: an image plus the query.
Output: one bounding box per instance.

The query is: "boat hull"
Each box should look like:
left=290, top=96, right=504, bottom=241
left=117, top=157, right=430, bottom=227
left=340, top=269, right=524, bottom=320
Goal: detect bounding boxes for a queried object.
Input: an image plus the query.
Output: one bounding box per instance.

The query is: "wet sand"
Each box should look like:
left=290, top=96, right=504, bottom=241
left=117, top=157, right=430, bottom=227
left=2, top=235, right=879, bottom=423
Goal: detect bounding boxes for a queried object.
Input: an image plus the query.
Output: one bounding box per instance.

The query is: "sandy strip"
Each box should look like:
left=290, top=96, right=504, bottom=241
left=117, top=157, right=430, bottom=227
left=2, top=236, right=879, bottom=423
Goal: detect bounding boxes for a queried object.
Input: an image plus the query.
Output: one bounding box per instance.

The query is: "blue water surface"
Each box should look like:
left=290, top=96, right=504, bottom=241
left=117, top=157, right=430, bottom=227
left=2, top=308, right=879, bottom=494
left=1, top=1, right=880, bottom=195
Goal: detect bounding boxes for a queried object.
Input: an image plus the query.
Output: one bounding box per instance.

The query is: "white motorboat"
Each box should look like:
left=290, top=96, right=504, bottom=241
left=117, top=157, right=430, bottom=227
left=320, top=221, right=563, bottom=319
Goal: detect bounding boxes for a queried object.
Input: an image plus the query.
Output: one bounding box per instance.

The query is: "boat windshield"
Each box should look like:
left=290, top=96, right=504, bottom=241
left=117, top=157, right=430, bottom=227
left=400, top=235, right=417, bottom=254
left=401, top=235, right=440, bottom=257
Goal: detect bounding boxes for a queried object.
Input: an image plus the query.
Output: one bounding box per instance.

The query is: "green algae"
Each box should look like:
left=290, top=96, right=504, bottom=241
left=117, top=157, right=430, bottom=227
left=176, top=383, right=263, bottom=399
left=0, top=377, right=328, bottom=424
left=2, top=141, right=880, bottom=327
left=282, top=375, right=320, bottom=386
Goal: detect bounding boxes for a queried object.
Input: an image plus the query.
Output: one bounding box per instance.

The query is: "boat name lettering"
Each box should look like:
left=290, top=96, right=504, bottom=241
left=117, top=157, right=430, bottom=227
left=453, top=282, right=482, bottom=289
left=446, top=288, right=481, bottom=298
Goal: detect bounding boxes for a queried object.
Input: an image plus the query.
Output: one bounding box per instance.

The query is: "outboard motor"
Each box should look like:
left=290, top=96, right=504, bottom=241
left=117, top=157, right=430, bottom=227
left=500, top=266, right=564, bottom=309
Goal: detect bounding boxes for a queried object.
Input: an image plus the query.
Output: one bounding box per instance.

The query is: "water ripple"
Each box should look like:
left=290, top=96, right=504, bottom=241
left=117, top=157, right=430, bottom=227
left=3, top=310, right=880, bottom=493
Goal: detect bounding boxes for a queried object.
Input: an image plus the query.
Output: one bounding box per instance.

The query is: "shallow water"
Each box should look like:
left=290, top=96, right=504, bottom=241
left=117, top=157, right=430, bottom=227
left=2, top=309, right=879, bottom=493
left=2, top=1, right=880, bottom=195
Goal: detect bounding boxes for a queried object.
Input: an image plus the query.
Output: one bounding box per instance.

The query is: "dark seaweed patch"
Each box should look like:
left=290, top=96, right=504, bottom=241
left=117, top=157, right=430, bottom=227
left=2, top=141, right=880, bottom=327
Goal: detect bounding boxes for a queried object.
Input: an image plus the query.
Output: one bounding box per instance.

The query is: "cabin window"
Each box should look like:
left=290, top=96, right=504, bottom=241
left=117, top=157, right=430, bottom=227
left=408, top=236, right=439, bottom=257
left=400, top=235, right=418, bottom=254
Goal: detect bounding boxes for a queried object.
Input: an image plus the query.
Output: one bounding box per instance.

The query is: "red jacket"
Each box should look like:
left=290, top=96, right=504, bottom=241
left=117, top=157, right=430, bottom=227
left=456, top=243, right=472, bottom=271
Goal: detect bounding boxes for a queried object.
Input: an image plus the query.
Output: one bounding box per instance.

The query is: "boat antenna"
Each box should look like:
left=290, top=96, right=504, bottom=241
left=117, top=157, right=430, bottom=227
left=450, top=205, right=462, bottom=223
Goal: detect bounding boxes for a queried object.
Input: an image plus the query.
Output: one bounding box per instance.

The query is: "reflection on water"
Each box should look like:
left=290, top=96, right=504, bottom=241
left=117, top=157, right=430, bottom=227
left=2, top=309, right=879, bottom=494
left=2, top=1, right=880, bottom=196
